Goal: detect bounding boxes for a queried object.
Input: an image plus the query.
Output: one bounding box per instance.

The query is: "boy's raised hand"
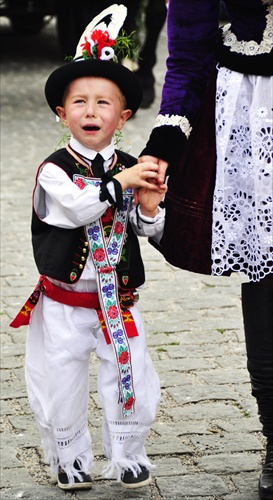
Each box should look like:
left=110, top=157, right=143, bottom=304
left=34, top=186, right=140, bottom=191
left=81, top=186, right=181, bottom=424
left=135, top=182, right=168, bottom=218
left=114, top=161, right=163, bottom=192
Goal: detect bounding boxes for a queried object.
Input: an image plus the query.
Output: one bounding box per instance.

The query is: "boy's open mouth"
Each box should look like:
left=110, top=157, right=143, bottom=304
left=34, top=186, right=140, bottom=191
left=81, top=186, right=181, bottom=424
left=83, top=125, right=100, bottom=131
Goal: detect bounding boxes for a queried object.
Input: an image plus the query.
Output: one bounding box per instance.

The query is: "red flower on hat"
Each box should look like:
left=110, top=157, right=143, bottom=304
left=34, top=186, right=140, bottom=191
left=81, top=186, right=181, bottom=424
left=92, top=30, right=116, bottom=59
left=81, top=29, right=116, bottom=60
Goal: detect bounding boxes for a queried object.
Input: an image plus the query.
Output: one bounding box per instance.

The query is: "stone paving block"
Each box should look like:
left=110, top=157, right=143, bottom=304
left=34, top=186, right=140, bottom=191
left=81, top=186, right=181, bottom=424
left=217, top=417, right=262, bottom=434
left=216, top=353, right=246, bottom=369
left=0, top=487, right=71, bottom=500
left=84, top=481, right=153, bottom=499
left=231, top=471, right=261, bottom=497
left=190, top=432, right=263, bottom=454
left=1, top=370, right=14, bottom=383
left=0, top=358, right=25, bottom=370
left=164, top=402, right=243, bottom=421
left=0, top=467, right=36, bottom=488
left=0, top=400, right=15, bottom=416
left=198, top=368, right=250, bottom=385
left=152, top=421, right=219, bottom=437
left=1, top=345, right=26, bottom=357
left=196, top=452, right=261, bottom=473
left=167, top=384, right=239, bottom=405
left=146, top=438, right=191, bottom=456
left=156, top=473, right=229, bottom=497
left=1, top=380, right=27, bottom=399
left=164, top=343, right=226, bottom=359
left=156, top=370, right=193, bottom=388
left=146, top=331, right=182, bottom=346
left=224, top=495, right=259, bottom=500
left=153, top=457, right=189, bottom=476
left=162, top=358, right=218, bottom=372
left=1, top=432, right=41, bottom=449
left=8, top=416, right=38, bottom=432
left=0, top=446, right=23, bottom=468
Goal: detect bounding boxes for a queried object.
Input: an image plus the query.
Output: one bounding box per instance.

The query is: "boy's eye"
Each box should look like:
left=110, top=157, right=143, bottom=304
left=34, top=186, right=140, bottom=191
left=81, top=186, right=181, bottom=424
left=74, top=98, right=85, bottom=104
left=98, top=99, right=109, bottom=105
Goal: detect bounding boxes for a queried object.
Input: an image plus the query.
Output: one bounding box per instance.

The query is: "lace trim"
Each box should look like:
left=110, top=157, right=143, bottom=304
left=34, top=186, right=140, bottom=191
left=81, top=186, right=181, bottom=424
left=222, top=5, right=273, bottom=56
left=153, top=114, right=192, bottom=138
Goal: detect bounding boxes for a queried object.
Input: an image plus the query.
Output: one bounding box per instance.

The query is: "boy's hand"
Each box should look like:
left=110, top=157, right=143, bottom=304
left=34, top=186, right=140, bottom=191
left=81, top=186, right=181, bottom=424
left=135, top=183, right=168, bottom=218
left=114, top=161, right=162, bottom=192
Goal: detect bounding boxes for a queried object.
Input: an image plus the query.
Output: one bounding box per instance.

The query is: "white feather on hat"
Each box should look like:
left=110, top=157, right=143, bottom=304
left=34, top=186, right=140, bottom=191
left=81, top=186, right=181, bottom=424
left=74, top=4, right=127, bottom=59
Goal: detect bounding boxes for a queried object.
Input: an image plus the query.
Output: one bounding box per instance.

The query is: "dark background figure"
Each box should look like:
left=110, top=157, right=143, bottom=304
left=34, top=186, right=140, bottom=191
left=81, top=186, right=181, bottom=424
left=123, top=0, right=167, bottom=108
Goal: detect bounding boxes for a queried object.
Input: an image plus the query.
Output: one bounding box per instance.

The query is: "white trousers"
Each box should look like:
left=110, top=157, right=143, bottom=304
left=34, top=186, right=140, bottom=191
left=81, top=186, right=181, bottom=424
left=25, top=295, right=160, bottom=483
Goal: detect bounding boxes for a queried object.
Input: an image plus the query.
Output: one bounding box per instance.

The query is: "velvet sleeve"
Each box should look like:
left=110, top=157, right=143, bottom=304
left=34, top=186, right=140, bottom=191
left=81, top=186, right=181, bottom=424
left=141, top=0, right=220, bottom=165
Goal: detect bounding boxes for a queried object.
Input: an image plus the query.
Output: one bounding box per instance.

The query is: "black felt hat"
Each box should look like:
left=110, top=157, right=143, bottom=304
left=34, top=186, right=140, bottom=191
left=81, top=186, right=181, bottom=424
left=45, top=4, right=143, bottom=116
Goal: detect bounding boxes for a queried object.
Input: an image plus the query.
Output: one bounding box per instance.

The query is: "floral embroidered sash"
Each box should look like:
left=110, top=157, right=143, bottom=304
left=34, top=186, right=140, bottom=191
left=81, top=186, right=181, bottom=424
left=74, top=174, right=135, bottom=418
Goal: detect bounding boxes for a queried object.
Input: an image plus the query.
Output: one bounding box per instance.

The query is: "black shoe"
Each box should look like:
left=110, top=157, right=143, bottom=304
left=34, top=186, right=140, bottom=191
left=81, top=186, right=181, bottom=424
left=57, top=468, right=92, bottom=491
left=259, top=440, right=273, bottom=500
left=121, top=465, right=151, bottom=489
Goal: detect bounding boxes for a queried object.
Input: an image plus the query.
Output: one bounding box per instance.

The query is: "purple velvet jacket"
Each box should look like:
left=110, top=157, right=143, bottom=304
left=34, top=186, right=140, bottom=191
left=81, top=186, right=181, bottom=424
left=142, top=0, right=273, bottom=165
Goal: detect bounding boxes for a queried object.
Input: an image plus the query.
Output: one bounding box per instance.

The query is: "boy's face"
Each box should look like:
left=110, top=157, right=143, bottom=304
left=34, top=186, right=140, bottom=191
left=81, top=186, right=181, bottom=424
left=56, top=76, right=132, bottom=151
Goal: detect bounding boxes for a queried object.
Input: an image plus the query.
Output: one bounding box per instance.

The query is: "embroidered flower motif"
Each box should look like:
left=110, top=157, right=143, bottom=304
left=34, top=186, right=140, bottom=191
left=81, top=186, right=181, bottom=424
left=124, top=396, right=134, bottom=410
left=74, top=178, right=87, bottom=190
left=119, top=350, right=129, bottom=364
left=108, top=244, right=119, bottom=255
left=114, top=221, right=124, bottom=235
left=122, top=374, right=131, bottom=389
left=101, top=207, right=114, bottom=225
left=93, top=248, right=106, bottom=262
left=107, top=304, right=119, bottom=319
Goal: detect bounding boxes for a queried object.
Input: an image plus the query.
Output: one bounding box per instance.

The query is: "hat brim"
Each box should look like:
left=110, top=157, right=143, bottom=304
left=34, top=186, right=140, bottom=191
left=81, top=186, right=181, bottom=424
left=45, top=59, right=143, bottom=116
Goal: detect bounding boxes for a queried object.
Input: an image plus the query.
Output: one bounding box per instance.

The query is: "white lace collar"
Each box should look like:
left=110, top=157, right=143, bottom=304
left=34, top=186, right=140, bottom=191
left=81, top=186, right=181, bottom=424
left=222, top=4, right=273, bottom=56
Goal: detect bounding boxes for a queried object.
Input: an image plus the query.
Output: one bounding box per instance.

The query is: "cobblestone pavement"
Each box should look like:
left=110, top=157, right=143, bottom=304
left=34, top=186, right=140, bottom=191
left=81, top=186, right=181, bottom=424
left=0, top=16, right=264, bottom=500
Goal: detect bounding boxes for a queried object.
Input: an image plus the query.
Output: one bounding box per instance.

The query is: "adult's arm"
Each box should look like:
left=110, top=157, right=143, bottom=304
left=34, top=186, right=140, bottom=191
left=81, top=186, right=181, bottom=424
left=141, top=0, right=219, bottom=166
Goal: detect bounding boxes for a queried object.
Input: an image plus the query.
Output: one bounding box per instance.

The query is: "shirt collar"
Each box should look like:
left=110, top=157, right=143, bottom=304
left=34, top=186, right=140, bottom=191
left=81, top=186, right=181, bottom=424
left=70, top=137, right=115, bottom=162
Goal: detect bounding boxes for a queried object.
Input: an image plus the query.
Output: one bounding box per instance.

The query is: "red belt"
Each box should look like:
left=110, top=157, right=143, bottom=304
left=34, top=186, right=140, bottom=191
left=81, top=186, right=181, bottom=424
left=10, top=276, right=139, bottom=345
left=40, top=278, right=101, bottom=309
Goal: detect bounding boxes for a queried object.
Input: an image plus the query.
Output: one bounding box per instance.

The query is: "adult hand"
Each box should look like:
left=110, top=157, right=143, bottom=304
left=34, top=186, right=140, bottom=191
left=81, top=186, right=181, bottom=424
left=138, top=155, right=169, bottom=186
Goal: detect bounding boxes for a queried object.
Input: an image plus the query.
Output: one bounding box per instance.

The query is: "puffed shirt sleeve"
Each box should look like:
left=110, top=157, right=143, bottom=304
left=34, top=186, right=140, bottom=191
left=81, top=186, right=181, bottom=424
left=141, top=0, right=219, bottom=165
left=33, top=162, right=111, bottom=228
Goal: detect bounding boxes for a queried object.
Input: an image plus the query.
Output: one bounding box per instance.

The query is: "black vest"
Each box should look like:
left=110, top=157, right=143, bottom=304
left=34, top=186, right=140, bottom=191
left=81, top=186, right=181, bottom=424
left=31, top=148, right=145, bottom=289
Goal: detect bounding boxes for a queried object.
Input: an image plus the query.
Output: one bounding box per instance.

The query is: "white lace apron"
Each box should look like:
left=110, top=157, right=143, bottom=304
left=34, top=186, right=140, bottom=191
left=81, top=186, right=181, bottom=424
left=212, top=67, right=273, bottom=282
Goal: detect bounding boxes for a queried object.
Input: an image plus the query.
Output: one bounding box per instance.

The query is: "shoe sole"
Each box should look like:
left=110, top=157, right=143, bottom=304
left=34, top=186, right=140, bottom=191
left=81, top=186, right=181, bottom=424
left=121, top=476, right=152, bottom=489
left=57, top=479, right=92, bottom=491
